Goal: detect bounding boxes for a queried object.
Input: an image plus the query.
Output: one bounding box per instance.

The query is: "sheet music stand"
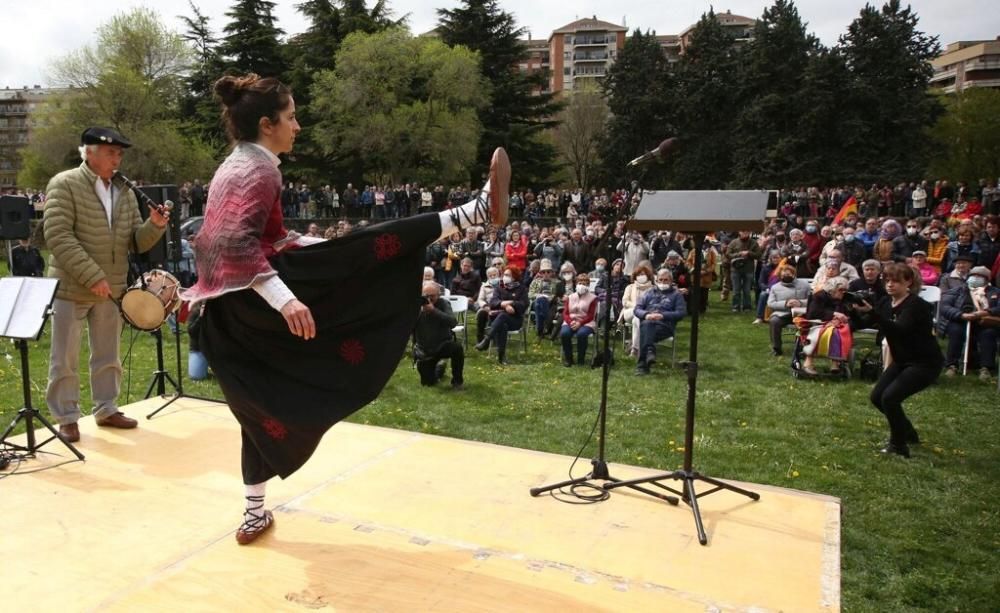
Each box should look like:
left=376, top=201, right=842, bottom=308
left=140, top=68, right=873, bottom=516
left=0, top=277, right=85, bottom=460
left=603, top=190, right=767, bottom=545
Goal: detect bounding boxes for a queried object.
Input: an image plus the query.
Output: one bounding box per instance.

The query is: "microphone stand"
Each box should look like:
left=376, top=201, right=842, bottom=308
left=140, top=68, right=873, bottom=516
left=530, top=176, right=679, bottom=505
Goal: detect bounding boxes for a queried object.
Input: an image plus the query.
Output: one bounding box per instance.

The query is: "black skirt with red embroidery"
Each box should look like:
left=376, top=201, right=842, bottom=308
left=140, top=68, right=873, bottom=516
left=197, top=214, right=440, bottom=483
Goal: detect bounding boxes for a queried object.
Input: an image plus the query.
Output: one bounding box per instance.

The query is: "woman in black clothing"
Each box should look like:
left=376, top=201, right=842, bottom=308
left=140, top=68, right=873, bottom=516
left=475, top=265, right=528, bottom=364
left=856, top=263, right=943, bottom=457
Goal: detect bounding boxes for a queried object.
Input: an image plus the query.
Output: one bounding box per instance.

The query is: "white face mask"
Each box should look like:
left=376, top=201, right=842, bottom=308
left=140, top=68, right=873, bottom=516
left=562, top=273, right=574, bottom=281
left=656, top=282, right=671, bottom=291
left=502, top=276, right=513, bottom=285
left=576, top=284, right=589, bottom=295
left=636, top=274, right=649, bottom=284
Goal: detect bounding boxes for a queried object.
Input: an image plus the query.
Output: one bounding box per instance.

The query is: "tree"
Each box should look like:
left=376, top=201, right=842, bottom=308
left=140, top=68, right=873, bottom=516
left=929, top=88, right=1000, bottom=184
left=218, top=0, right=286, bottom=78
left=310, top=28, right=486, bottom=185
left=553, top=81, right=609, bottom=190
left=837, top=0, right=941, bottom=181
left=597, top=29, right=674, bottom=188
left=733, top=0, right=822, bottom=187
left=178, top=1, right=226, bottom=146
left=20, top=8, right=216, bottom=188
left=282, top=0, right=404, bottom=182
left=671, top=10, right=742, bottom=189
left=437, top=0, right=563, bottom=188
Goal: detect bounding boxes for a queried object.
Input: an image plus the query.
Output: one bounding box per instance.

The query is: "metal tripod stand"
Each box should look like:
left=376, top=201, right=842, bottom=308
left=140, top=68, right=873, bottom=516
left=602, top=232, right=759, bottom=545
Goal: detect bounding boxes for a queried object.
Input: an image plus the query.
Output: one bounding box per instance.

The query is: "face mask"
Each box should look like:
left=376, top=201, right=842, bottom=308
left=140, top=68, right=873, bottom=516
left=489, top=278, right=500, bottom=287
left=967, top=276, right=987, bottom=289
left=781, top=275, right=795, bottom=283
left=844, top=234, right=855, bottom=243
left=930, top=232, right=940, bottom=240
left=806, top=226, right=817, bottom=234
left=636, top=274, right=649, bottom=284
left=595, top=264, right=605, bottom=272
left=562, top=273, right=574, bottom=281
left=906, top=228, right=918, bottom=236
left=502, top=276, right=513, bottom=285
left=576, top=284, right=589, bottom=295
left=656, top=282, right=671, bottom=291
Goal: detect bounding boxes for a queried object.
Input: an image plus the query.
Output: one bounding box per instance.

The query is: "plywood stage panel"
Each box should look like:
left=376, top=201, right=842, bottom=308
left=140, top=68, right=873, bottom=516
left=1, top=397, right=840, bottom=612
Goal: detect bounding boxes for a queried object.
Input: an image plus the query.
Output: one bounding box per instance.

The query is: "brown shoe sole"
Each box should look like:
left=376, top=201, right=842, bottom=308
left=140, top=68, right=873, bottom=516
left=489, top=147, right=510, bottom=227
left=236, top=510, right=274, bottom=545
left=59, top=426, right=80, bottom=443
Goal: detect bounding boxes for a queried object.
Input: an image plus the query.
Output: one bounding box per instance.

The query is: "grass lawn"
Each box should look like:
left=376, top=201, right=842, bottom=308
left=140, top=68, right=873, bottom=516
left=1, top=295, right=998, bottom=611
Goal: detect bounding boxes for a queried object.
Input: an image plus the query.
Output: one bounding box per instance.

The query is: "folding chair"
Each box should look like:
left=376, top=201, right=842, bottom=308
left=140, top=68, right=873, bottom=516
left=445, top=295, right=470, bottom=349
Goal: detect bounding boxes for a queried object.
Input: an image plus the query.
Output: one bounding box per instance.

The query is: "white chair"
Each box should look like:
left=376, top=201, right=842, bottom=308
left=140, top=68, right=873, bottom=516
left=445, top=295, right=469, bottom=348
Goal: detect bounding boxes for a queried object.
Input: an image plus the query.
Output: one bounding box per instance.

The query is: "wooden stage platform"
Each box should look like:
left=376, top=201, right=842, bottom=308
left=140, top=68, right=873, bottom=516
left=2, top=397, right=840, bottom=612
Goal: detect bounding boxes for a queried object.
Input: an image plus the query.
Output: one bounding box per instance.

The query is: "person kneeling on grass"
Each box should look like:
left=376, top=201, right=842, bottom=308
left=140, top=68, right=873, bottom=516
left=634, top=268, right=687, bottom=375
left=414, top=281, right=465, bottom=390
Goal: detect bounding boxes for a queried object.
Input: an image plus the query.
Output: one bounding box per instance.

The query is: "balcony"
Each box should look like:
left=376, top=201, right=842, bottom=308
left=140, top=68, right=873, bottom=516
left=964, top=78, right=1000, bottom=90
left=572, top=36, right=612, bottom=47
left=573, top=52, right=608, bottom=62
left=964, top=58, right=1000, bottom=72
left=930, top=67, right=957, bottom=83
left=573, top=71, right=606, bottom=79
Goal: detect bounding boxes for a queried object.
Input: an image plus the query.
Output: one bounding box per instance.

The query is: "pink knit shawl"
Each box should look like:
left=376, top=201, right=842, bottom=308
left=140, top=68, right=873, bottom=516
left=180, top=143, right=292, bottom=305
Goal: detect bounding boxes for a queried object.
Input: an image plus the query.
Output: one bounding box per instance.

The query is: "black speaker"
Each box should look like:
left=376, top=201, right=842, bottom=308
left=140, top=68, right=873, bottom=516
left=134, top=184, right=179, bottom=269
left=0, top=195, right=32, bottom=240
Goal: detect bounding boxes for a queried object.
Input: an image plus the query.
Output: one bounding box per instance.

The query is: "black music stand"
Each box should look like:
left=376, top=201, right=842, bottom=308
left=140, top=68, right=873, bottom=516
left=0, top=277, right=85, bottom=460
left=602, top=191, right=767, bottom=545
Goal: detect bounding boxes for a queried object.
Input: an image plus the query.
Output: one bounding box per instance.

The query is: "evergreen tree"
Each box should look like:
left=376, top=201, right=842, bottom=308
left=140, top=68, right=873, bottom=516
left=437, top=0, right=563, bottom=188
left=597, top=29, right=674, bottom=188
left=219, top=0, right=287, bottom=78
left=837, top=0, right=941, bottom=181
left=178, top=1, right=226, bottom=146
left=733, top=0, right=821, bottom=187
left=671, top=10, right=741, bottom=189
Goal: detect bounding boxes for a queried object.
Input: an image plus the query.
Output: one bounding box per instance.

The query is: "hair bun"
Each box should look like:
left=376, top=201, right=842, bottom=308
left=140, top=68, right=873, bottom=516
left=213, top=73, right=260, bottom=106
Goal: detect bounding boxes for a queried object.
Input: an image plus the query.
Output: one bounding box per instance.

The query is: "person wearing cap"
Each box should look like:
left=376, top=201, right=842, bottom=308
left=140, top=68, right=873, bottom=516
left=911, top=250, right=938, bottom=286
left=527, top=258, right=562, bottom=338
left=939, top=253, right=975, bottom=292
left=937, top=265, right=1000, bottom=379
left=42, top=127, right=170, bottom=443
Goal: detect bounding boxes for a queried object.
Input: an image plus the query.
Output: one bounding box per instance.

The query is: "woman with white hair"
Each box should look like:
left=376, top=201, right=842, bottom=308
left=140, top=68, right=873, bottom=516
left=799, top=275, right=854, bottom=375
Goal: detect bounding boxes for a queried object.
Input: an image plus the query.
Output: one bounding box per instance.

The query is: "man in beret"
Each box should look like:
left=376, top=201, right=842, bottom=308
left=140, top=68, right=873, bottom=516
left=43, top=127, right=169, bottom=443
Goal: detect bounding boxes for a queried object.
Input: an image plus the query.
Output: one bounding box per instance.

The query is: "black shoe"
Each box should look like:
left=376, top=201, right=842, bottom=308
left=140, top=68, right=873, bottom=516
left=880, top=442, right=911, bottom=458
left=646, top=352, right=657, bottom=368
left=451, top=381, right=465, bottom=391
left=434, top=362, right=446, bottom=382
left=475, top=337, right=491, bottom=351
left=562, top=357, right=573, bottom=367
left=498, top=357, right=510, bottom=366
left=635, top=366, right=650, bottom=376
left=770, top=348, right=782, bottom=357
left=905, top=428, right=921, bottom=445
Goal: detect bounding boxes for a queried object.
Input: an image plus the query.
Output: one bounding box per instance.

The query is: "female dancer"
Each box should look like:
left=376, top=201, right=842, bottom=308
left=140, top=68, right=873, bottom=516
left=182, top=74, right=509, bottom=543
left=856, top=263, right=943, bottom=457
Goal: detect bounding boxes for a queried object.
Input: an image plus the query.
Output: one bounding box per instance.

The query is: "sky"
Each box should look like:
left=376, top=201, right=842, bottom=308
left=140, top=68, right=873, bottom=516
left=3, top=0, right=998, bottom=88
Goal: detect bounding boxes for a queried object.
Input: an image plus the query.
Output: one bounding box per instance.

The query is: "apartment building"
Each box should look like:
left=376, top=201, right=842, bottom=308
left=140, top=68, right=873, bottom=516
left=0, top=85, right=66, bottom=190
left=547, top=17, right=627, bottom=94
left=930, top=37, right=1000, bottom=93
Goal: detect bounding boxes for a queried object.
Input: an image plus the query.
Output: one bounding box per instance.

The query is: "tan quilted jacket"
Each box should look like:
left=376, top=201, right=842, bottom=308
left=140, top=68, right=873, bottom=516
left=43, top=162, right=165, bottom=303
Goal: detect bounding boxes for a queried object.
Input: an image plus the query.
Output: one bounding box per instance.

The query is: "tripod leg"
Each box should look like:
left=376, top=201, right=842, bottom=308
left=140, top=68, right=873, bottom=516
left=530, top=475, right=594, bottom=497
left=146, top=394, right=181, bottom=420
left=144, top=374, right=159, bottom=400
left=695, top=473, right=761, bottom=501
left=683, top=478, right=709, bottom=545
left=33, top=411, right=85, bottom=460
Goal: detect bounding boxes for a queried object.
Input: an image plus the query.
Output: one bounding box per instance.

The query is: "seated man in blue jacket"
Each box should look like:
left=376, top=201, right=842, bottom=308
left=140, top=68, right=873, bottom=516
left=634, top=268, right=687, bottom=375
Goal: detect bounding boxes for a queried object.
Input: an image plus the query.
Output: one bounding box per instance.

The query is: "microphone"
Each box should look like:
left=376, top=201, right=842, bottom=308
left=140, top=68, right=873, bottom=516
left=112, top=171, right=173, bottom=217
left=627, top=137, right=679, bottom=167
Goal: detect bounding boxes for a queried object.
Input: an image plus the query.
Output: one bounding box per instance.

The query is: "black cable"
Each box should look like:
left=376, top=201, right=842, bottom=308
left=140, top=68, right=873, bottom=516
left=545, top=390, right=611, bottom=505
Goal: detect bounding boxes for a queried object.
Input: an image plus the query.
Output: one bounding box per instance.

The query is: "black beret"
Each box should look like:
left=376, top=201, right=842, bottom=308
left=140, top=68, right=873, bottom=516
left=81, top=127, right=132, bottom=148
left=953, top=253, right=976, bottom=263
